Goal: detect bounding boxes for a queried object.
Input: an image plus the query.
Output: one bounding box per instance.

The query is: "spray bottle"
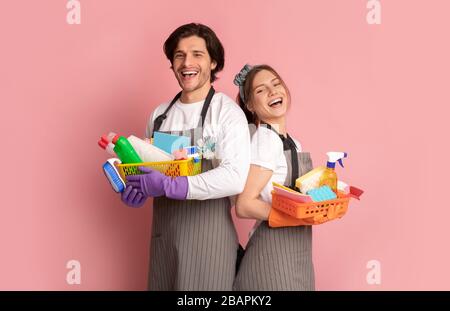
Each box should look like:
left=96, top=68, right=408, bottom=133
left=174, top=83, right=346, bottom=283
left=318, top=152, right=347, bottom=193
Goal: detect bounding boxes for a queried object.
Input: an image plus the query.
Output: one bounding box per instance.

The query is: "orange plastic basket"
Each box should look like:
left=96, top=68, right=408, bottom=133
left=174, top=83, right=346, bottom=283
left=271, top=191, right=350, bottom=225
left=116, top=158, right=201, bottom=181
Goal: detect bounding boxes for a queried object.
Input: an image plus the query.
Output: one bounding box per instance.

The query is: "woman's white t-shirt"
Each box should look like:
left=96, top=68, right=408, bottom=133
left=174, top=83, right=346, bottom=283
left=251, top=125, right=302, bottom=204
left=250, top=125, right=302, bottom=234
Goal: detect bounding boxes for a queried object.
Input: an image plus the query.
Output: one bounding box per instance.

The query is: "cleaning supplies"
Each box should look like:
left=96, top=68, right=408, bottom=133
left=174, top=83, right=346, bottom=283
left=98, top=133, right=118, bottom=157
left=338, top=181, right=364, bottom=200
left=173, top=147, right=188, bottom=160
left=173, top=145, right=202, bottom=163
left=318, top=152, right=347, bottom=193
left=102, top=158, right=126, bottom=193
left=111, top=135, right=142, bottom=164
left=185, top=146, right=200, bottom=163
left=98, top=141, right=116, bottom=157
left=153, top=131, right=190, bottom=155
left=295, top=151, right=347, bottom=194
left=307, top=185, right=337, bottom=202
left=99, top=134, right=143, bottom=164
left=272, top=182, right=313, bottom=203
left=127, top=135, right=174, bottom=162
left=295, top=166, right=327, bottom=194
left=99, top=132, right=174, bottom=162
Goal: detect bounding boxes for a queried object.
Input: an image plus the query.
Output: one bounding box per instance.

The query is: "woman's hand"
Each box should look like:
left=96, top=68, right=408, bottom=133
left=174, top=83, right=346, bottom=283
left=235, top=164, right=273, bottom=220
left=268, top=208, right=315, bottom=227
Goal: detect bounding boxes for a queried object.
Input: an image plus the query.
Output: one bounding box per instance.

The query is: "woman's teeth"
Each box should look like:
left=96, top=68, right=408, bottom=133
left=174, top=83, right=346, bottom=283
left=269, top=98, right=283, bottom=107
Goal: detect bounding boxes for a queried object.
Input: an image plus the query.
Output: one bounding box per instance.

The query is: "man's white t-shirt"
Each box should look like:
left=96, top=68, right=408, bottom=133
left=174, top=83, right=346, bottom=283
left=146, top=92, right=251, bottom=201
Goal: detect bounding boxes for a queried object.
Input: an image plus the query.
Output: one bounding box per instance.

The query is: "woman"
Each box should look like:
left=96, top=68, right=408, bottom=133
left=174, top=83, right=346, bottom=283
left=233, top=64, right=315, bottom=291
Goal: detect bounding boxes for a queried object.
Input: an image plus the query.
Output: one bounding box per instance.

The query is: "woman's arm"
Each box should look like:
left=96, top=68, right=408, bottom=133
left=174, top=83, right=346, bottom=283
left=235, top=164, right=273, bottom=220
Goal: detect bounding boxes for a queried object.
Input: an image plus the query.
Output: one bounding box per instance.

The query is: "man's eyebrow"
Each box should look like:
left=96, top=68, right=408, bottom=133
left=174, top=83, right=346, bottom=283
left=254, top=78, right=279, bottom=89
left=174, top=49, right=205, bottom=55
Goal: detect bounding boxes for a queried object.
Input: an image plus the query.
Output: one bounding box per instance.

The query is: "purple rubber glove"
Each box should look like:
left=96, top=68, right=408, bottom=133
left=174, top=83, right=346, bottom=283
left=125, top=167, right=188, bottom=200
left=121, top=185, right=147, bottom=208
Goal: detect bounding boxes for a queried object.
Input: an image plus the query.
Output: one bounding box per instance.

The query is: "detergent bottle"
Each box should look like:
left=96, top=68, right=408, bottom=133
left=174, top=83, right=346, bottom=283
left=318, top=152, right=347, bottom=193
left=127, top=135, right=174, bottom=162
left=98, top=133, right=143, bottom=164
left=111, top=135, right=143, bottom=164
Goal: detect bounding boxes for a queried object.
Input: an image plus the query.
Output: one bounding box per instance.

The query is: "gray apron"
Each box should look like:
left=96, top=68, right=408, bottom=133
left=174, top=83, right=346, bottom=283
left=148, top=87, right=239, bottom=291
left=233, top=125, right=315, bottom=291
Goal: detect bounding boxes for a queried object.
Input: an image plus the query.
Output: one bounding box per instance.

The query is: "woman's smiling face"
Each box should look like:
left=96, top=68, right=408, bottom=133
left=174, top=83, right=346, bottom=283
left=248, top=69, right=289, bottom=123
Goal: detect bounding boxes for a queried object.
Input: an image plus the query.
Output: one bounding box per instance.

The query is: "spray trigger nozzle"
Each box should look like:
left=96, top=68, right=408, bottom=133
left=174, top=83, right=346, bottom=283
left=326, top=151, right=347, bottom=169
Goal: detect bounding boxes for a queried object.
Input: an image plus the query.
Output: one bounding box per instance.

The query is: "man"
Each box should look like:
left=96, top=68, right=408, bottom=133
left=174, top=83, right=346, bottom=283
left=121, top=23, right=250, bottom=291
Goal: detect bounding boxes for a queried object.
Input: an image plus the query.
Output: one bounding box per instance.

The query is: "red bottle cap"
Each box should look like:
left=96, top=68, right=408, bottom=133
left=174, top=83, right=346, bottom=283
left=112, top=135, right=120, bottom=144
left=98, top=139, right=108, bottom=149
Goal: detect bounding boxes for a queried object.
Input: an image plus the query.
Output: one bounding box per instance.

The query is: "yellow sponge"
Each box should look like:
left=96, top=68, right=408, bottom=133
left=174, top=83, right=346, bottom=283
left=295, top=166, right=326, bottom=194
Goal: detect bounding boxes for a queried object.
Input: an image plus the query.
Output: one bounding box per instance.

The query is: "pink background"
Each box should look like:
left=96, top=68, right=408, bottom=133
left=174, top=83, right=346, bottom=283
left=1, top=0, right=449, bottom=290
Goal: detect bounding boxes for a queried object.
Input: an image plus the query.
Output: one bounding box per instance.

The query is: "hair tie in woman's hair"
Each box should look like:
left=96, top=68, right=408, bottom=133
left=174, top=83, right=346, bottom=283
left=233, top=64, right=253, bottom=102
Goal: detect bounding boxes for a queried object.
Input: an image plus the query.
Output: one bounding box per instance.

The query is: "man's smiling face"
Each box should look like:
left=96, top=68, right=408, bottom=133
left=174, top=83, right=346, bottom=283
left=171, top=35, right=217, bottom=94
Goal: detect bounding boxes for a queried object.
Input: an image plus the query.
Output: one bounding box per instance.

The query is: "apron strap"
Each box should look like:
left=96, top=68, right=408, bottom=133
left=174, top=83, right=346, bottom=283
left=199, top=87, right=215, bottom=128
left=261, top=122, right=299, bottom=189
left=151, top=91, right=182, bottom=137
left=151, top=87, right=215, bottom=138
left=284, top=134, right=299, bottom=189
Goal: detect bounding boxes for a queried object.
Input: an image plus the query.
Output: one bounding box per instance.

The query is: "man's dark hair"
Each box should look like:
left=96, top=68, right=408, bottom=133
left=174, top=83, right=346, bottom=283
left=164, top=23, right=225, bottom=82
